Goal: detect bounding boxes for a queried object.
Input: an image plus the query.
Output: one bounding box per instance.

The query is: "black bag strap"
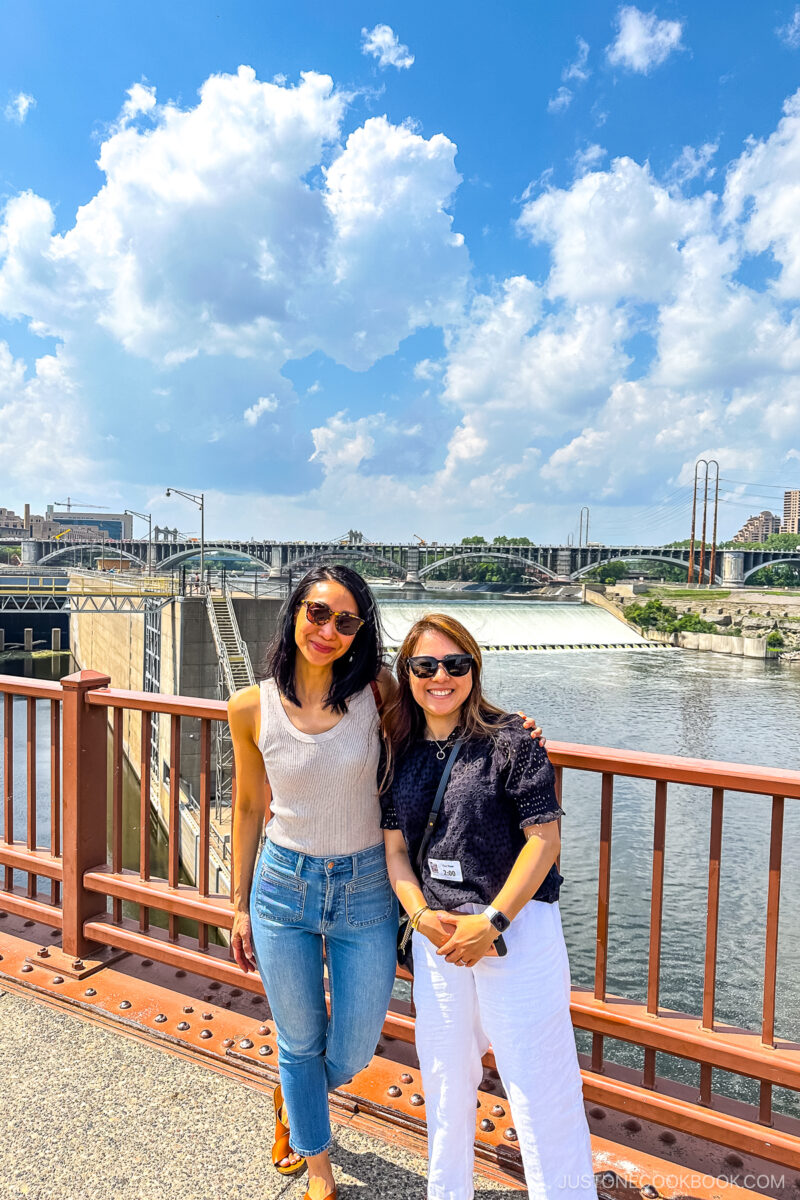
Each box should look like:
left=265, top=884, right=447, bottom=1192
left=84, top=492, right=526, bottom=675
left=416, top=738, right=464, bottom=873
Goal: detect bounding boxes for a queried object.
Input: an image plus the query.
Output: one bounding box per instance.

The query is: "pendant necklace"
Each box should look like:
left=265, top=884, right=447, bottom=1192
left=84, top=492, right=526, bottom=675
left=430, top=728, right=457, bottom=761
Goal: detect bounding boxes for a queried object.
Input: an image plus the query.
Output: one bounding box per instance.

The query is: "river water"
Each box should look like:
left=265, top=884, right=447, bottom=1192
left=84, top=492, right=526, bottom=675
left=3, top=604, right=799, bottom=1113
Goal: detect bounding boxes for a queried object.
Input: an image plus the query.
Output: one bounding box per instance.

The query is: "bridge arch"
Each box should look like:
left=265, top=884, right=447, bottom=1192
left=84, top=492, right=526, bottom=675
left=39, top=544, right=147, bottom=568
left=570, top=553, right=720, bottom=585
left=154, top=548, right=267, bottom=573
left=281, top=547, right=408, bottom=580
left=418, top=551, right=555, bottom=580
left=743, top=556, right=800, bottom=581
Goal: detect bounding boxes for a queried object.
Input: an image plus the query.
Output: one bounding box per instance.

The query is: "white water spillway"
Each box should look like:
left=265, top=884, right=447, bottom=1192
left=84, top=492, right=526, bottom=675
left=377, top=600, right=655, bottom=651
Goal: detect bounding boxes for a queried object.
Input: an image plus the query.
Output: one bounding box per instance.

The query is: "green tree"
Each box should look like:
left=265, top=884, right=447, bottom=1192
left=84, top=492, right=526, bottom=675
left=624, top=599, right=716, bottom=634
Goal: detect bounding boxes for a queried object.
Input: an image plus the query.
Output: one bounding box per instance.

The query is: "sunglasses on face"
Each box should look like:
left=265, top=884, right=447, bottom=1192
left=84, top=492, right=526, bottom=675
left=406, top=653, right=474, bottom=679
left=301, top=599, right=365, bottom=637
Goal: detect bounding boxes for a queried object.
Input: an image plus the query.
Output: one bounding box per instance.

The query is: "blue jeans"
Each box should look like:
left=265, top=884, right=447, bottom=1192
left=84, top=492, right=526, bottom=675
left=249, top=837, right=398, bottom=1156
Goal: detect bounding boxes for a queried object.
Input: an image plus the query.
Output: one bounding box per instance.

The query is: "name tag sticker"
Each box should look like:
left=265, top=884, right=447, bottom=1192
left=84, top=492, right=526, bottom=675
left=428, top=857, right=463, bottom=882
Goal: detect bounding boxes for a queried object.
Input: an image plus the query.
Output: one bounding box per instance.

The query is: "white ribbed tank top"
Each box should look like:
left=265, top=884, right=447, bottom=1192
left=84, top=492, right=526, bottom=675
left=257, top=677, right=383, bottom=856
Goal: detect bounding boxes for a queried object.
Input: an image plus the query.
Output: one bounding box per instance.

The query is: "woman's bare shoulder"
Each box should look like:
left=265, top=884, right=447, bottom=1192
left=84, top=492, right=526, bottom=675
left=227, top=683, right=261, bottom=734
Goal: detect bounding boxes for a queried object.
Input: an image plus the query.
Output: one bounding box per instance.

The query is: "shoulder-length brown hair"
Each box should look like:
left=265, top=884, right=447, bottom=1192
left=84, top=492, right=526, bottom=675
left=382, top=612, right=514, bottom=785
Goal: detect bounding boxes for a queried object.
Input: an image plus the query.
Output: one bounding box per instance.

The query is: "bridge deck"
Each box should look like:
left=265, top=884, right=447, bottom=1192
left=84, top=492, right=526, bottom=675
left=1, top=983, right=503, bottom=1200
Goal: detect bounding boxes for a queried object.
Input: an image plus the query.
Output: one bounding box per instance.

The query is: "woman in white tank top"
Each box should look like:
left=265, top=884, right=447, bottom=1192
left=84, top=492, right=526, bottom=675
left=228, top=565, right=397, bottom=1200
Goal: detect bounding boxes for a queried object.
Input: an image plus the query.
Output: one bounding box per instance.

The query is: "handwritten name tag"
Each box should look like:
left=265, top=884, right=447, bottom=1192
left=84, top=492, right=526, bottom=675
left=428, top=857, right=464, bottom=882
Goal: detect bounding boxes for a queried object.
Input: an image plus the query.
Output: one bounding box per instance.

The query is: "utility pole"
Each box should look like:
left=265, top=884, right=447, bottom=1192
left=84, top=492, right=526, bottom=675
left=579, top=506, right=590, bottom=547
left=708, top=462, right=720, bottom=585
left=698, top=465, right=710, bottom=587
left=688, top=462, right=703, bottom=583
left=687, top=460, right=720, bottom=585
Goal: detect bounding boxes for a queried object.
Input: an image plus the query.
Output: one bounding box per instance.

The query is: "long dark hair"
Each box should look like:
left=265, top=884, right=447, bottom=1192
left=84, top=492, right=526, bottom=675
left=262, top=565, right=384, bottom=714
left=382, top=613, right=513, bottom=784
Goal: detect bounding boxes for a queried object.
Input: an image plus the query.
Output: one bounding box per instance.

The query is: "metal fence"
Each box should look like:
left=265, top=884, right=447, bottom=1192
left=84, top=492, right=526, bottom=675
left=1, top=669, right=799, bottom=1169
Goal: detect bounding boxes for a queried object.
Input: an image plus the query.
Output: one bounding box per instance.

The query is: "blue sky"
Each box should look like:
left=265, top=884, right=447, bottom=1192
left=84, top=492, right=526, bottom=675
left=2, top=1, right=800, bottom=542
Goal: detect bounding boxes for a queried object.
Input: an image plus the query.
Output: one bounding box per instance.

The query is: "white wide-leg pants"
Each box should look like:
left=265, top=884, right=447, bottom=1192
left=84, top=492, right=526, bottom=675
left=412, top=900, right=597, bottom=1200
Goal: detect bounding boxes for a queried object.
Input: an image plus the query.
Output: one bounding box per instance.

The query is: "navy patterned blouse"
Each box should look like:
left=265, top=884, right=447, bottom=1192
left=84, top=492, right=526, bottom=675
left=380, top=716, right=564, bottom=911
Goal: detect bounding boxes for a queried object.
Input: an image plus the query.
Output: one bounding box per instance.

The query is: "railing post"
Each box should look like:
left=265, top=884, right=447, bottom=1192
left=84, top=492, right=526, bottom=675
left=61, top=669, right=111, bottom=957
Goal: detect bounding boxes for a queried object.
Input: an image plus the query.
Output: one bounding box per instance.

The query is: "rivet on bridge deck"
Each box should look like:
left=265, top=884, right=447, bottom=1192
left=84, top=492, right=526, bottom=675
left=1, top=669, right=799, bottom=1199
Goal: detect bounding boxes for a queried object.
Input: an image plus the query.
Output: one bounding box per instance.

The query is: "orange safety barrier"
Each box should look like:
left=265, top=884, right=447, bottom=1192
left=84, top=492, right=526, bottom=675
left=1, top=669, right=799, bottom=1174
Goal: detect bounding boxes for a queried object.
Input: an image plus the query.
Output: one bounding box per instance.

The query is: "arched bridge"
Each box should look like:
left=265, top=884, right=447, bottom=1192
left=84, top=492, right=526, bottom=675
left=15, top=537, right=800, bottom=587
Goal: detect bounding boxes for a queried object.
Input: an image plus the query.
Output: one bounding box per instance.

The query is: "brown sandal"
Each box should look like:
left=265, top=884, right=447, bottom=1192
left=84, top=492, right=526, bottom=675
left=272, top=1084, right=307, bottom=1178
left=303, top=1187, right=337, bottom=1200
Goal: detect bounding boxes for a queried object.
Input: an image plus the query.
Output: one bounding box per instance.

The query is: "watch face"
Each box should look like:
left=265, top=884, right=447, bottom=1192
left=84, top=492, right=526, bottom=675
left=490, top=910, right=511, bottom=933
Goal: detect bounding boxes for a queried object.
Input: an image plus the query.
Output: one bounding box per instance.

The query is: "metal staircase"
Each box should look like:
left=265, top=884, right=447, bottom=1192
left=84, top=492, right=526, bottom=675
left=206, top=588, right=256, bottom=815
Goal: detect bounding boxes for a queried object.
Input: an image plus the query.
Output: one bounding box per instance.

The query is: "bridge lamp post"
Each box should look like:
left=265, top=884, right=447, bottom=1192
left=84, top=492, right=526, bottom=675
left=125, top=509, right=152, bottom=574
left=165, top=488, right=205, bottom=586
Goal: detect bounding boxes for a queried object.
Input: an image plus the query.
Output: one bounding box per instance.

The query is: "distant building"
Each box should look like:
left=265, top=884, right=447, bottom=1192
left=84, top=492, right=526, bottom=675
left=733, top=511, right=782, bottom=543
left=0, top=506, right=26, bottom=536
left=0, top=501, right=131, bottom=541
left=783, top=490, right=800, bottom=536
left=0, top=503, right=63, bottom=538
left=45, top=505, right=132, bottom=540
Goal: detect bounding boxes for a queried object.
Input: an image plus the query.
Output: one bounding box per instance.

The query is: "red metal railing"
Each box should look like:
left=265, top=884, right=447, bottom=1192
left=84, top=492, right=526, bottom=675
left=1, top=670, right=799, bottom=1170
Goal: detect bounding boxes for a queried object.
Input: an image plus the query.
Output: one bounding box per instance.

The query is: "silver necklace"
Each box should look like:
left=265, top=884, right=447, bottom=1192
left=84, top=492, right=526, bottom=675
left=429, top=728, right=457, bottom=761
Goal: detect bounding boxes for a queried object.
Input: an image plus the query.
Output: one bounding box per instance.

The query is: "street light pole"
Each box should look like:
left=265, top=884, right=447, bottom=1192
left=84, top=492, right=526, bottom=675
left=125, top=509, right=152, bottom=574
left=165, top=487, right=205, bottom=588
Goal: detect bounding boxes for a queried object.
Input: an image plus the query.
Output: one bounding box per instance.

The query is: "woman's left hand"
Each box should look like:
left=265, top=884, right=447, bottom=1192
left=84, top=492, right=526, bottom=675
left=518, top=710, right=545, bottom=747
left=437, top=913, right=499, bottom=967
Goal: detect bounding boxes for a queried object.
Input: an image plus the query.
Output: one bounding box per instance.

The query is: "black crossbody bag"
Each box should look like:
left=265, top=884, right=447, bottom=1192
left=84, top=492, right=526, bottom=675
left=396, top=739, right=509, bottom=971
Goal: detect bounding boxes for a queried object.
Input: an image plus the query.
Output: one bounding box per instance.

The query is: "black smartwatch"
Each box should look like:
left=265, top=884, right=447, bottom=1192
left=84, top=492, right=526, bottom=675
left=483, top=905, right=511, bottom=934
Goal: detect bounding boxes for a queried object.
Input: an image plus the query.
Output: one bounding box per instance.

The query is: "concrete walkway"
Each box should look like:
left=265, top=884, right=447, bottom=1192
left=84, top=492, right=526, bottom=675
left=0, top=987, right=517, bottom=1200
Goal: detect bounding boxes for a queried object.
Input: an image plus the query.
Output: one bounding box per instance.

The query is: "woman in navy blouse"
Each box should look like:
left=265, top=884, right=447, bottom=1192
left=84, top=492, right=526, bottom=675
left=381, top=613, right=596, bottom=1200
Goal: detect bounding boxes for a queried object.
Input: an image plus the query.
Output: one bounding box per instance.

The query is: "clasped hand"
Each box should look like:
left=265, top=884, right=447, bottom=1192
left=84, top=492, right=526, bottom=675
left=418, top=909, right=498, bottom=968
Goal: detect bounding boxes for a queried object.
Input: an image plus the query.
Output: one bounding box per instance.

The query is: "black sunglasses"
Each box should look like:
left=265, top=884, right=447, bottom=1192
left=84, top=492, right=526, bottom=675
left=301, top=599, right=365, bottom=637
left=406, top=653, right=474, bottom=679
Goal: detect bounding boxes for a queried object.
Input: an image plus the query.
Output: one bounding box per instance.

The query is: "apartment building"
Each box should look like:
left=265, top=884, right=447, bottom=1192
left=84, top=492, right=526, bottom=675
left=784, top=490, right=800, bottom=536
left=733, top=510, right=781, bottom=543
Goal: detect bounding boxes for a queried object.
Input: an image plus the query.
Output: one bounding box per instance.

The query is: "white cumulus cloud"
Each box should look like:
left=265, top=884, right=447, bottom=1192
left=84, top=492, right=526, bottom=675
left=310, top=411, right=381, bottom=471
left=724, top=89, right=800, bottom=299
left=243, top=394, right=279, bottom=425
left=573, top=143, right=607, bottom=176
left=668, top=141, right=718, bottom=185
left=777, top=9, right=800, bottom=48
left=4, top=92, right=36, bottom=124
left=607, top=6, right=684, bottom=74
left=119, top=82, right=157, bottom=126
left=547, top=87, right=573, bottom=114
left=518, top=156, right=710, bottom=303
left=361, top=24, right=414, bottom=70
left=563, top=36, right=591, bottom=82
left=0, top=67, right=467, bottom=370
left=413, top=358, right=443, bottom=380
left=0, top=342, right=98, bottom=492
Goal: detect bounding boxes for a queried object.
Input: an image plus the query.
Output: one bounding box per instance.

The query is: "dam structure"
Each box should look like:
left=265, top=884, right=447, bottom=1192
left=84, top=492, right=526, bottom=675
left=378, top=598, right=658, bottom=651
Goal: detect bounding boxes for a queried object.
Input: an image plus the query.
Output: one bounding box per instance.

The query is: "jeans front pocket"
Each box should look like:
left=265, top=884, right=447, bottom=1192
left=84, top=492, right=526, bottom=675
left=253, top=862, right=307, bottom=924
left=345, top=869, right=394, bottom=929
